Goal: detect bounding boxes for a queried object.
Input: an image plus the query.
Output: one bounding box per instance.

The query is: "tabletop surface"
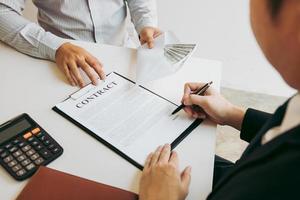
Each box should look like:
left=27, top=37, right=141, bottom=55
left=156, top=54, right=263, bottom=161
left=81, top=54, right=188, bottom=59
left=0, top=41, right=222, bottom=200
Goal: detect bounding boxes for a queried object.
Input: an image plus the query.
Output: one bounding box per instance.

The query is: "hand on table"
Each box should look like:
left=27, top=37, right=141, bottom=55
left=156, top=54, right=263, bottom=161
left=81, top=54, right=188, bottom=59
left=181, top=83, right=246, bottom=130
left=139, top=26, right=162, bottom=49
left=55, top=42, right=106, bottom=88
left=139, top=144, right=191, bottom=200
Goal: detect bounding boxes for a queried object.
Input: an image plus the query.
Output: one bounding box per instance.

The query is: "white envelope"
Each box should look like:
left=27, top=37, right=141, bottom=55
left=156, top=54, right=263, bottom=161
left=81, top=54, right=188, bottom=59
left=136, top=31, right=197, bottom=84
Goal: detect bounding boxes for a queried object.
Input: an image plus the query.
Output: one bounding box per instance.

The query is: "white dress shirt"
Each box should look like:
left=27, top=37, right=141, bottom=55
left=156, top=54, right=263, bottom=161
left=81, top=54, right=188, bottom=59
left=262, top=94, right=300, bottom=145
left=0, top=0, right=157, bottom=61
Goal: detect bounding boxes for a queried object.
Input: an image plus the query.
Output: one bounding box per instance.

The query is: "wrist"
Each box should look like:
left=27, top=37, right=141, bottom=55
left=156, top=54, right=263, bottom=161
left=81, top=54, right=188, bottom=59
left=225, top=105, right=246, bottom=130
left=55, top=42, right=71, bottom=60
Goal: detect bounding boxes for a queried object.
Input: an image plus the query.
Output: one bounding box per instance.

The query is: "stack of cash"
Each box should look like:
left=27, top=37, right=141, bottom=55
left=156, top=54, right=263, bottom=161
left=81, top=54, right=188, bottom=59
left=164, top=44, right=196, bottom=64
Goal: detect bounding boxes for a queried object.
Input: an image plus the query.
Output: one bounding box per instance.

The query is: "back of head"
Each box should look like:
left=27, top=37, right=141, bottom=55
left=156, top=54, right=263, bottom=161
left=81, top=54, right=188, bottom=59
left=250, top=0, right=300, bottom=91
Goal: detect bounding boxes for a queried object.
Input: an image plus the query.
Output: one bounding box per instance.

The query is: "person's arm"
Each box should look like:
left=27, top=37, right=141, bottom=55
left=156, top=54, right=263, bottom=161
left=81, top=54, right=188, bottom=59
left=240, top=108, right=272, bottom=143
left=182, top=82, right=246, bottom=131
left=0, top=2, right=65, bottom=61
left=126, top=0, right=161, bottom=48
left=181, top=82, right=273, bottom=142
left=0, top=2, right=106, bottom=87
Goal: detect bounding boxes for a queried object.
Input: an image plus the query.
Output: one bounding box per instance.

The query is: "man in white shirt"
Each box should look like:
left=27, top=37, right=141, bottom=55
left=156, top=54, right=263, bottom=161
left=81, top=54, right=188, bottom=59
left=0, top=0, right=160, bottom=87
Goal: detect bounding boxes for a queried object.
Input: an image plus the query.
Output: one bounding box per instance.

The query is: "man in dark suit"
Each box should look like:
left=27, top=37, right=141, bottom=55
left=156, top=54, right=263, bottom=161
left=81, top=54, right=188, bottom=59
left=138, top=0, right=300, bottom=199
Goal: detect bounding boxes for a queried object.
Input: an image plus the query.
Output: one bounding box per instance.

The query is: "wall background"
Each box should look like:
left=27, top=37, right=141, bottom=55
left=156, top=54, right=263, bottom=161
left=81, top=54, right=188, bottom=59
left=22, top=0, right=296, bottom=97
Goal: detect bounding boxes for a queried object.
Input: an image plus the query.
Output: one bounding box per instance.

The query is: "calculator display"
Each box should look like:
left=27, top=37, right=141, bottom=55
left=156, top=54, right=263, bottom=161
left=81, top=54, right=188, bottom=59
left=0, top=119, right=31, bottom=143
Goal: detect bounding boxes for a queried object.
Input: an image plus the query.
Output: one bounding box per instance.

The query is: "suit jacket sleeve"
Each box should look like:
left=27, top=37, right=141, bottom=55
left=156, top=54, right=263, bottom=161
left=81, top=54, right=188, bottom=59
left=240, top=108, right=272, bottom=143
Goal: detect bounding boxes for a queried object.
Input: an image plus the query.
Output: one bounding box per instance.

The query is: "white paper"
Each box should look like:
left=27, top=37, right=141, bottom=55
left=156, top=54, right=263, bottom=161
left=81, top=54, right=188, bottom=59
left=55, top=73, right=197, bottom=166
left=136, top=31, right=197, bottom=84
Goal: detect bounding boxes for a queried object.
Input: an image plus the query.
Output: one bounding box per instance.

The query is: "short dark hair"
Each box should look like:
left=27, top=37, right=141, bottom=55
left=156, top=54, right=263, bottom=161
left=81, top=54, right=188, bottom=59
left=269, top=0, right=283, bottom=17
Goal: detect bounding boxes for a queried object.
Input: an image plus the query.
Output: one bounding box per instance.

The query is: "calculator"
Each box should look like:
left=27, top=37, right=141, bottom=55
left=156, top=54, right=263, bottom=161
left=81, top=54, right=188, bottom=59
left=0, top=113, right=63, bottom=181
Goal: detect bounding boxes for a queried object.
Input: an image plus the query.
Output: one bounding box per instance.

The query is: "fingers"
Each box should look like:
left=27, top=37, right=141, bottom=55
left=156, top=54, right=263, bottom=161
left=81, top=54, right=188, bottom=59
left=144, top=152, right=153, bottom=170
left=158, top=144, right=171, bottom=164
left=70, top=72, right=79, bottom=86
left=148, top=144, right=172, bottom=167
left=189, top=95, right=209, bottom=108
left=183, top=82, right=214, bottom=97
left=55, top=43, right=106, bottom=87
left=181, top=166, right=192, bottom=189
left=153, top=30, right=162, bottom=38
left=78, top=60, right=98, bottom=85
left=68, top=61, right=85, bottom=88
left=62, top=63, right=76, bottom=86
left=150, top=146, right=163, bottom=166
left=140, top=28, right=155, bottom=49
left=169, top=151, right=179, bottom=167
left=144, top=33, right=154, bottom=49
left=182, top=82, right=204, bottom=104
left=184, top=82, right=204, bottom=94
left=86, top=56, right=106, bottom=80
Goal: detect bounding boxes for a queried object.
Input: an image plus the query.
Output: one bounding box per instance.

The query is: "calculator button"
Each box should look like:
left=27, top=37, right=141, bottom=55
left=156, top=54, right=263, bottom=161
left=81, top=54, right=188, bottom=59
left=16, top=169, right=26, bottom=177
left=18, top=142, right=26, bottom=148
left=30, top=153, right=39, bottom=161
left=5, top=143, right=13, bottom=149
left=32, top=128, right=41, bottom=135
left=51, top=148, right=60, bottom=154
left=13, top=139, right=20, bottom=145
left=13, top=150, right=22, bottom=157
left=3, top=155, right=13, bottom=163
left=34, top=157, right=44, bottom=165
left=25, top=163, right=35, bottom=171
left=28, top=137, right=35, bottom=143
left=21, top=159, right=31, bottom=166
left=43, top=140, right=51, bottom=146
left=12, top=164, right=22, bottom=172
left=48, top=144, right=55, bottom=150
left=0, top=148, right=4, bottom=153
left=1, top=151, right=8, bottom=158
left=26, top=149, right=36, bottom=156
left=22, top=145, right=31, bottom=152
left=9, top=146, right=18, bottom=153
left=23, top=132, right=32, bottom=139
left=31, top=141, right=39, bottom=146
left=8, top=160, right=18, bottom=167
left=36, top=132, right=44, bottom=138
left=40, top=149, right=52, bottom=159
left=39, top=135, right=46, bottom=142
left=17, top=155, right=27, bottom=162
left=35, top=145, right=43, bottom=150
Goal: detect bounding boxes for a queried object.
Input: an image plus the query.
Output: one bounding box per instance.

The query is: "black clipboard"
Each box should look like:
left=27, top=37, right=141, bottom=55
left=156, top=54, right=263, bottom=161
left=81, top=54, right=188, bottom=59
left=53, top=72, right=202, bottom=170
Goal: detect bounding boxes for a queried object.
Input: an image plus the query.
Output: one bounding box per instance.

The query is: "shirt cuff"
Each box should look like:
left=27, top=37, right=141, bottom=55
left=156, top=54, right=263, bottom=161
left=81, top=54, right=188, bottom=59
left=135, top=17, right=158, bottom=34
left=39, top=32, right=66, bottom=61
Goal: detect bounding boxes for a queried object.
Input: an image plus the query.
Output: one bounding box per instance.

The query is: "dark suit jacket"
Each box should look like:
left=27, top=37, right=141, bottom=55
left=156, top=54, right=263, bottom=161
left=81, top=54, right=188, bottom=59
left=207, top=100, right=300, bottom=200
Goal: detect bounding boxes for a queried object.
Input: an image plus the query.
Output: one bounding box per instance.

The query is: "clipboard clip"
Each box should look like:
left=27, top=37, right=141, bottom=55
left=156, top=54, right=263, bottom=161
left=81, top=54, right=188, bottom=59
left=69, top=84, right=97, bottom=101
left=62, top=72, right=114, bottom=102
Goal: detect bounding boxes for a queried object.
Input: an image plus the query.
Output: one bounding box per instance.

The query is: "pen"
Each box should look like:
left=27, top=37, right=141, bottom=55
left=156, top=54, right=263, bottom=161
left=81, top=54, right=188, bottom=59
left=171, top=81, right=213, bottom=115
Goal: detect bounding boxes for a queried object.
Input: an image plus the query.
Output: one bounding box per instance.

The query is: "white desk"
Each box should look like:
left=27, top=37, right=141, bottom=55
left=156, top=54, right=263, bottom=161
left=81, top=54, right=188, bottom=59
left=0, top=41, right=221, bottom=200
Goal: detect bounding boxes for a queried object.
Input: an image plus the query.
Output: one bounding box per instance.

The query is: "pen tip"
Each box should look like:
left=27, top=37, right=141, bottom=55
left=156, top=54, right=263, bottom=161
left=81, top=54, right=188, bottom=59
left=209, top=81, right=213, bottom=85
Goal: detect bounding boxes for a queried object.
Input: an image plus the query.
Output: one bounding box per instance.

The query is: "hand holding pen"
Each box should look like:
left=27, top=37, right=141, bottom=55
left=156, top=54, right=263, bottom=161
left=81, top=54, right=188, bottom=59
left=172, top=81, right=213, bottom=115
left=176, top=82, right=246, bottom=130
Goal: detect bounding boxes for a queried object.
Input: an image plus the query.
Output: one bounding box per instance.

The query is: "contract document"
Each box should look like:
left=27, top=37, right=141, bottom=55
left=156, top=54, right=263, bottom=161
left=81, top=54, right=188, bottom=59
left=53, top=72, right=201, bottom=168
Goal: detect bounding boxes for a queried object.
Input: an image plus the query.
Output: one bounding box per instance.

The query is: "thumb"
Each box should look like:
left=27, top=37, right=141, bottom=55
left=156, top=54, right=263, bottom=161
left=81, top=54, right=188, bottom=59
left=142, top=30, right=154, bottom=48
left=146, top=36, right=154, bottom=48
left=181, top=166, right=192, bottom=189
